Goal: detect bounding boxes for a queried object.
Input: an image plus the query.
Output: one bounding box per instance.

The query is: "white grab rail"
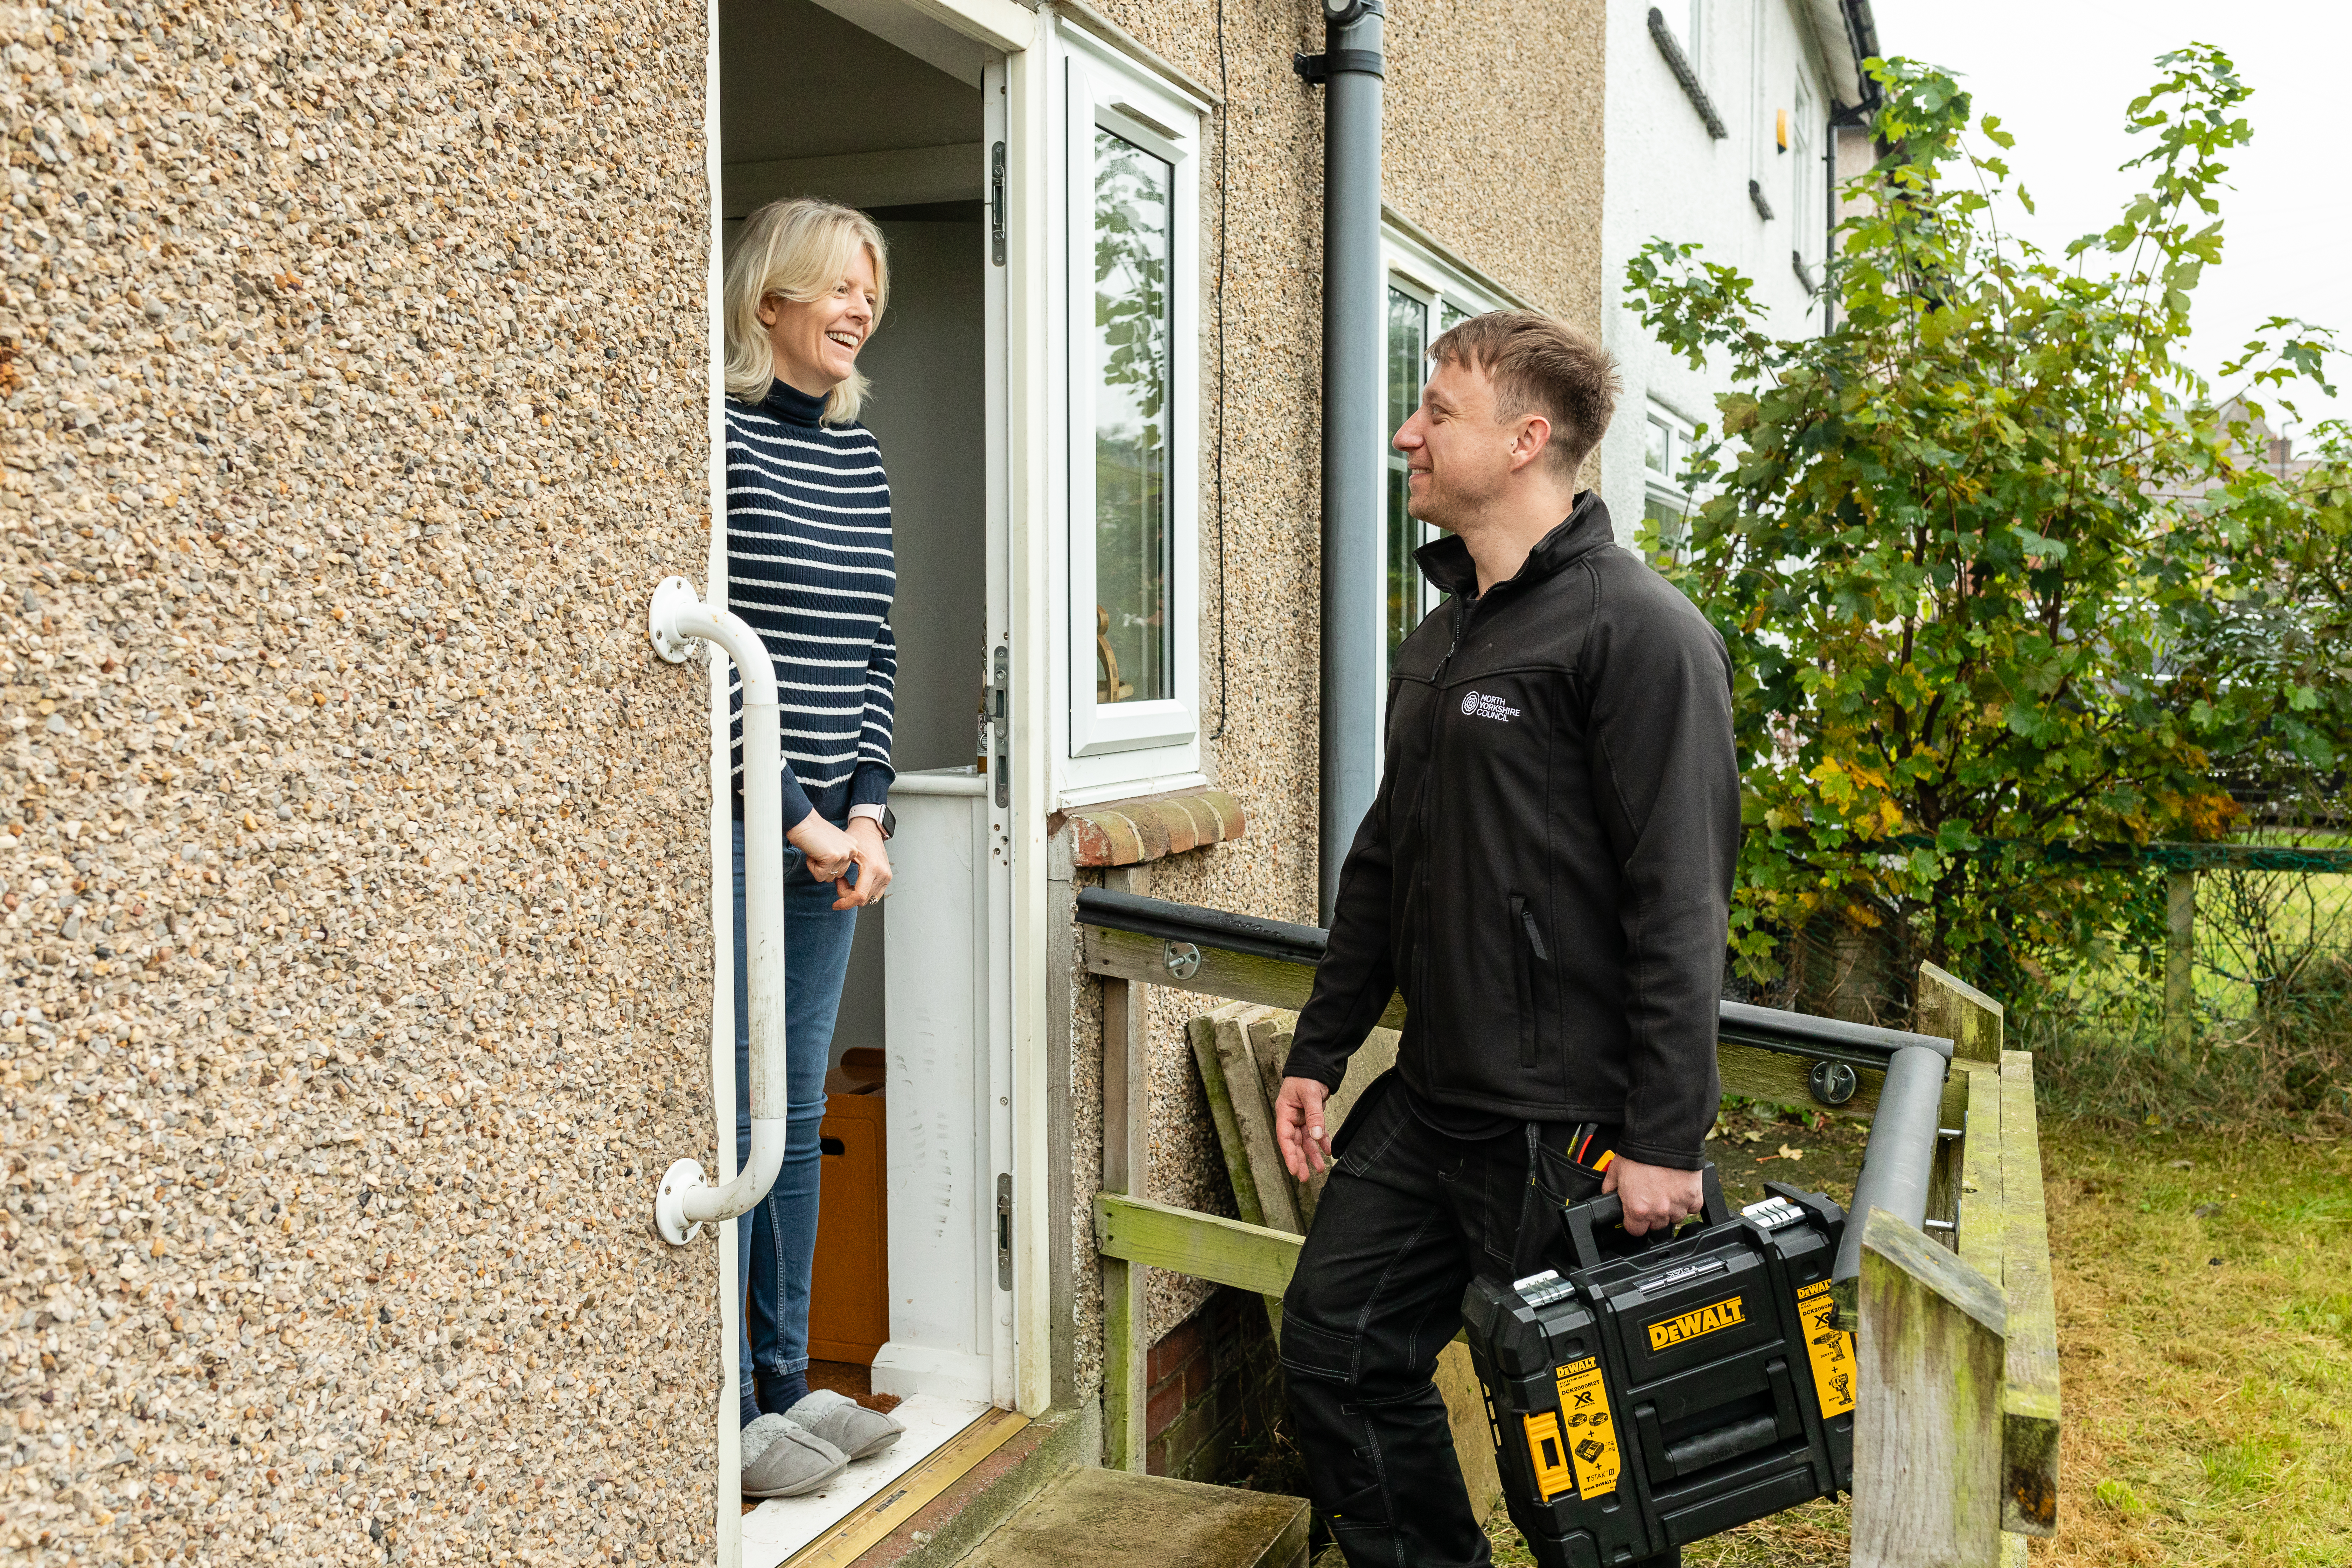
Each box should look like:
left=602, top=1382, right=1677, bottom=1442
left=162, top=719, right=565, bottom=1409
left=646, top=575, right=789, bottom=1245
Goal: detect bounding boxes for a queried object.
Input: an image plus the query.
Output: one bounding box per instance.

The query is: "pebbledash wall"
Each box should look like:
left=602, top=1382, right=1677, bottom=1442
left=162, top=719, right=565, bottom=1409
left=1, top=2, right=1606, bottom=1565
left=2, top=0, right=724, bottom=1562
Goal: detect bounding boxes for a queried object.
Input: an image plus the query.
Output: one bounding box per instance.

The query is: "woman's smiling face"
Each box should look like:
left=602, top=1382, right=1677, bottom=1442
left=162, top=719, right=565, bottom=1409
left=758, top=242, right=879, bottom=396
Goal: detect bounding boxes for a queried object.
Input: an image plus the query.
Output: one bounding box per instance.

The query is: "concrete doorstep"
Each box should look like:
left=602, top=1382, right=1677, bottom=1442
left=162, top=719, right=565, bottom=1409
left=954, top=1466, right=1310, bottom=1568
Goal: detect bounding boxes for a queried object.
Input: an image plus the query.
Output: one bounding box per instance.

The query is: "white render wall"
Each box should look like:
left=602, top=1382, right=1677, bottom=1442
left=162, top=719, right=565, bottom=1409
left=1598, top=0, right=1848, bottom=545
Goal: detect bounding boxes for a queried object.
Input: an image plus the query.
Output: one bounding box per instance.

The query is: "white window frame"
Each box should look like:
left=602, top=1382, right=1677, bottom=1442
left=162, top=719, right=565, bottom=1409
left=1642, top=400, right=1701, bottom=563
left=1790, top=72, right=1818, bottom=266
left=1058, top=34, right=1203, bottom=767
left=1380, top=224, right=1513, bottom=642
left=1666, top=0, right=1705, bottom=76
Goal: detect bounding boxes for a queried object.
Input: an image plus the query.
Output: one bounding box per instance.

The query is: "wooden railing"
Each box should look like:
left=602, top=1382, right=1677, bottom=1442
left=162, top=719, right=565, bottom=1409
left=1084, top=896, right=2060, bottom=1568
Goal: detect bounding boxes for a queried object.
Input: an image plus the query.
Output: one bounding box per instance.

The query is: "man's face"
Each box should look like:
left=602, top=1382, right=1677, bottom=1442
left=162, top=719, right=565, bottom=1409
left=1393, top=355, right=1525, bottom=532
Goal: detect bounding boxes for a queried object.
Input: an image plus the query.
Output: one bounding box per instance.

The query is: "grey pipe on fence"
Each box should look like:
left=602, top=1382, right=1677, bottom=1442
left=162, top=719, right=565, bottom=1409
left=1833, top=1042, right=1950, bottom=1285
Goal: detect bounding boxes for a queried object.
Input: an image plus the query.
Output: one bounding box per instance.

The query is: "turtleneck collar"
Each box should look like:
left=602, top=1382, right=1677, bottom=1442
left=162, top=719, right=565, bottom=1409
left=760, top=378, right=829, bottom=428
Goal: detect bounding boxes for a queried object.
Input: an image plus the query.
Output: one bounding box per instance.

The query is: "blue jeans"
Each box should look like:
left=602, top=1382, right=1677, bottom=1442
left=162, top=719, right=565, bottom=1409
left=732, top=819, right=860, bottom=1408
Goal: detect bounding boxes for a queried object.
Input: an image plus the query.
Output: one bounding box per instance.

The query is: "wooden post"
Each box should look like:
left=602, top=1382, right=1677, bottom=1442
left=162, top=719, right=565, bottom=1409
left=1099, top=871, right=1153, bottom=1474
left=2165, top=868, right=2197, bottom=1052
left=1915, top=962, right=2004, bottom=1065
left=1998, top=1051, right=2060, bottom=1537
left=1853, top=1209, right=2008, bottom=1568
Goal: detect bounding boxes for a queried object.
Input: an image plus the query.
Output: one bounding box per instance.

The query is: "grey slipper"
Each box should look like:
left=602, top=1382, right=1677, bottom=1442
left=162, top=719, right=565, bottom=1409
left=786, top=1388, right=905, bottom=1462
left=741, top=1413, right=848, bottom=1498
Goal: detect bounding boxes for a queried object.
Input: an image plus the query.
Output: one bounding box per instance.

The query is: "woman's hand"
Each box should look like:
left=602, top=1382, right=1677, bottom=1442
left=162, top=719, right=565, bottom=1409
left=833, top=817, right=893, bottom=910
left=785, top=811, right=858, bottom=882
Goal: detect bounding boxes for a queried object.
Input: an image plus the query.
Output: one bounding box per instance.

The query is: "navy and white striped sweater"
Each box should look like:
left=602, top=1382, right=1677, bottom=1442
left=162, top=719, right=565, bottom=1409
left=724, top=380, right=897, bottom=827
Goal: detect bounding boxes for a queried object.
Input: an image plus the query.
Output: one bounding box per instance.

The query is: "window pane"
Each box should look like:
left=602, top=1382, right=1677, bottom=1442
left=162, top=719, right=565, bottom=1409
left=1438, top=298, right=1473, bottom=335
left=1645, top=416, right=1672, bottom=475
left=1386, top=286, right=1429, bottom=662
left=1092, top=129, right=1174, bottom=705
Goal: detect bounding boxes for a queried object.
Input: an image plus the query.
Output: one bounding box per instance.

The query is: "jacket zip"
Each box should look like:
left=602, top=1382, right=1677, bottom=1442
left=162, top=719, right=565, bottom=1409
left=1412, top=594, right=1475, bottom=1011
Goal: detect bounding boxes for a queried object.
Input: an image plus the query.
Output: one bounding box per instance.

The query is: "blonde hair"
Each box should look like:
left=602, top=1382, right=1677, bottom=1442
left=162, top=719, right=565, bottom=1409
left=723, top=198, right=890, bottom=425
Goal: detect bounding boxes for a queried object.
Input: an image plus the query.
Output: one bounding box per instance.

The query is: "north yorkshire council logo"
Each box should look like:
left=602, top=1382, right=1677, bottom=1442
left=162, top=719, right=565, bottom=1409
left=1460, top=690, right=1521, bottom=723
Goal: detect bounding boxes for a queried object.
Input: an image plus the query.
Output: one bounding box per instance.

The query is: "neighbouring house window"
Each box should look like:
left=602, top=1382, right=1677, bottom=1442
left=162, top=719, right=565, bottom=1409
left=1790, top=74, right=1818, bottom=277
left=1653, top=0, right=1704, bottom=78
left=1064, top=32, right=1202, bottom=763
left=1383, top=232, right=1505, bottom=674
left=1643, top=403, right=1699, bottom=562
left=1748, top=0, right=1767, bottom=190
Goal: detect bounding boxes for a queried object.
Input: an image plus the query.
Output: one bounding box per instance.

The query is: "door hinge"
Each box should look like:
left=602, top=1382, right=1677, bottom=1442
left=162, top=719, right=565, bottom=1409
left=995, top=1172, right=1014, bottom=1291
left=989, top=643, right=1010, bottom=809
left=989, top=141, right=1007, bottom=267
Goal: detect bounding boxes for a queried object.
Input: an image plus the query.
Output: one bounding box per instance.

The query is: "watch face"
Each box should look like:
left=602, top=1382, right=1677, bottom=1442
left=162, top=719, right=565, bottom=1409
left=881, top=807, right=897, bottom=841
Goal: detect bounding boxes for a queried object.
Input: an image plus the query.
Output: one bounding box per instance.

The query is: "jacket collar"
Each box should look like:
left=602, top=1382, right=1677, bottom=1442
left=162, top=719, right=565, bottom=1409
left=1413, top=490, right=1615, bottom=602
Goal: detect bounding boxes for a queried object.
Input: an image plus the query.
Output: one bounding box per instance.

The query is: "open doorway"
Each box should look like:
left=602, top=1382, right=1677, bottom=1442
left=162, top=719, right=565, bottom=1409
left=716, top=1, right=1010, bottom=1561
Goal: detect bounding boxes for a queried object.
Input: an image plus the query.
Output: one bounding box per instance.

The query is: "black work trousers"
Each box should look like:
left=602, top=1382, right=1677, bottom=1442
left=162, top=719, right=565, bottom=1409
left=1280, top=1072, right=1666, bottom=1568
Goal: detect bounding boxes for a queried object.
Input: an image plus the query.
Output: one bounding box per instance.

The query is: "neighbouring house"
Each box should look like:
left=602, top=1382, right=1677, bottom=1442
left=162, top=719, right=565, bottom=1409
left=0, top=1, right=1877, bottom=1564
left=1597, top=0, right=1882, bottom=556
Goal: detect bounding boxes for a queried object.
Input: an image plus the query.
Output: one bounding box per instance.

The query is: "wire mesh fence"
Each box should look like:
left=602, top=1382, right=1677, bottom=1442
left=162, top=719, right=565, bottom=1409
left=2188, top=842, right=2352, bottom=1034
left=1723, top=837, right=2352, bottom=1128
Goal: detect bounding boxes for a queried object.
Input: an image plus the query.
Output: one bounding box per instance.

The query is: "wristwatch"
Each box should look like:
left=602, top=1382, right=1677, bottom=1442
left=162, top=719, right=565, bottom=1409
left=879, top=805, right=896, bottom=841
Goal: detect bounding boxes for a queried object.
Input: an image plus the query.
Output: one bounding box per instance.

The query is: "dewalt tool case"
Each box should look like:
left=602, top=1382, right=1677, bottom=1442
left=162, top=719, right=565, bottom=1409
left=1461, top=1176, right=1857, bottom=1567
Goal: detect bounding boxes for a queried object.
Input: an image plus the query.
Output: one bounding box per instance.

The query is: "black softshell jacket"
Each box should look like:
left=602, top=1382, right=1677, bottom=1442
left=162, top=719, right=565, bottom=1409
left=1286, top=495, right=1739, bottom=1169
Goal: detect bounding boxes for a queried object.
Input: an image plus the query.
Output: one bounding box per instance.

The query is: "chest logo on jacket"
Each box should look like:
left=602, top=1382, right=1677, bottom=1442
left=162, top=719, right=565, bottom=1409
left=1460, top=689, right=1522, bottom=724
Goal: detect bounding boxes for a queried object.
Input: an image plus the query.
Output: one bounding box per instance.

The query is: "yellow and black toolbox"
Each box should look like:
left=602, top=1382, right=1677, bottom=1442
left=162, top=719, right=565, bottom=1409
left=1461, top=1177, right=1857, bottom=1567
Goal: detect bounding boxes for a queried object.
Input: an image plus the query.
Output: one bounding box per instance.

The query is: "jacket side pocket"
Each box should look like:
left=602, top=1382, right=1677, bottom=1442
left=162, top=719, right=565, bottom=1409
left=1511, top=893, right=1546, bottom=1068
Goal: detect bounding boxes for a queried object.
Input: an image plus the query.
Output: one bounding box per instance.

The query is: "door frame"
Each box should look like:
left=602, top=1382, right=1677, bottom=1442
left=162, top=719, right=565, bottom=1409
left=701, top=0, right=1047, bottom=1562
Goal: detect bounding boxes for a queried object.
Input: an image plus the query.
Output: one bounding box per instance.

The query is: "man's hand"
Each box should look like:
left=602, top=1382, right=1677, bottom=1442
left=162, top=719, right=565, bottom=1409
left=1274, top=1076, right=1333, bottom=1183
left=833, top=817, right=894, bottom=910
left=1602, top=1155, right=1703, bottom=1237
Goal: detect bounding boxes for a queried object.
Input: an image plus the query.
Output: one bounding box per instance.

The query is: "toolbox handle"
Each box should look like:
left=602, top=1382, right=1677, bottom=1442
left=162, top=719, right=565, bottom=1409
left=1559, top=1164, right=1731, bottom=1270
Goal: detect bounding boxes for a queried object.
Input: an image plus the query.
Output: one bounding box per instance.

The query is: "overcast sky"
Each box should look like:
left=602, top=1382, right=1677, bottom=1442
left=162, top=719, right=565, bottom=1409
left=1868, top=0, right=2349, bottom=442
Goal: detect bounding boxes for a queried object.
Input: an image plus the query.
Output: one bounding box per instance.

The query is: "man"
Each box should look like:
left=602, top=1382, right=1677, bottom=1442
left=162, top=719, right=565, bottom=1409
left=1275, top=311, right=1738, bottom=1568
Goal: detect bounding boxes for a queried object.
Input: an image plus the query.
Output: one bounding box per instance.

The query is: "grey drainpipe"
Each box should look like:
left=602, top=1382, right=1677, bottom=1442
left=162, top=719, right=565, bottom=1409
left=1295, top=0, right=1387, bottom=922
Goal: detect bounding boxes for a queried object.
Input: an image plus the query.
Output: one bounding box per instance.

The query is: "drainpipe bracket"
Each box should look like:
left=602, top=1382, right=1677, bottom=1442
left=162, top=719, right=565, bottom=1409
left=1292, top=49, right=1385, bottom=85
left=647, top=575, right=701, bottom=665
left=654, top=1156, right=709, bottom=1246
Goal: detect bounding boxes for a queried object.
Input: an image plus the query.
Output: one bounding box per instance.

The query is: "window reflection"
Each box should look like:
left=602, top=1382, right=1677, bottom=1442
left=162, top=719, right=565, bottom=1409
left=1092, top=129, right=1174, bottom=705
left=1387, top=286, right=1429, bottom=663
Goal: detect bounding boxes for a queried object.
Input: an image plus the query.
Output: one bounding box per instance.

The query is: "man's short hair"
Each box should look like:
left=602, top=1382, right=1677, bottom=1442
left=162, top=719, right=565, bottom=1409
left=1429, top=310, right=1622, bottom=480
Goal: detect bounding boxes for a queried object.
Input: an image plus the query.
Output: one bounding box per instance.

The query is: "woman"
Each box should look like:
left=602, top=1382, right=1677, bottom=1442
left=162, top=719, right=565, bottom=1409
left=719, top=197, right=904, bottom=1498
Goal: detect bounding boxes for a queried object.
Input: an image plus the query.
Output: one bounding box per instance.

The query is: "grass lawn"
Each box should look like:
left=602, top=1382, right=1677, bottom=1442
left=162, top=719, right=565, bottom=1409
left=1484, top=1122, right=2352, bottom=1566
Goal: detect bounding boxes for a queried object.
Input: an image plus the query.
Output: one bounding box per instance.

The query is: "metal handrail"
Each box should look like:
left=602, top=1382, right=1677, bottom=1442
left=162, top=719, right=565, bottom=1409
left=1073, top=884, right=1950, bottom=1289
left=645, top=576, right=789, bottom=1245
